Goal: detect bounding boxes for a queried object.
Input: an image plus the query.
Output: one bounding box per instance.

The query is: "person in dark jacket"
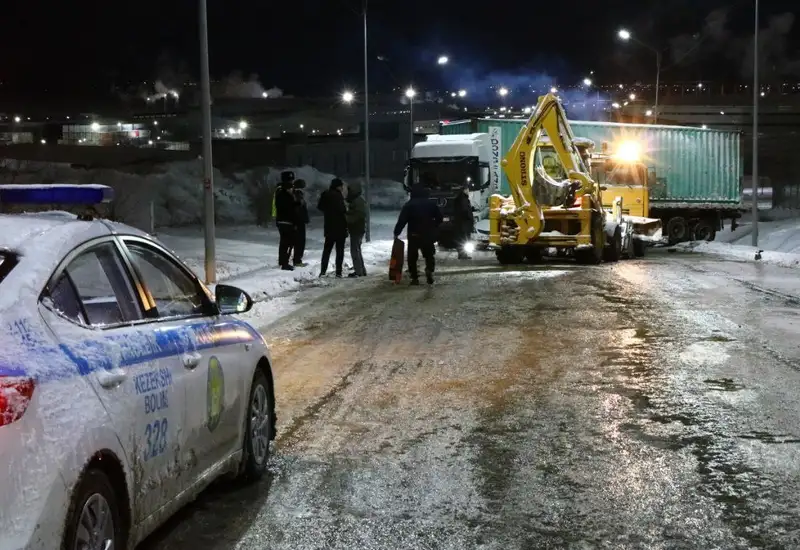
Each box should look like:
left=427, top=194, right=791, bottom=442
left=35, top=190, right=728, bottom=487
left=292, top=178, right=310, bottom=267
left=452, top=188, right=475, bottom=259
left=394, top=184, right=443, bottom=285
left=318, top=177, right=348, bottom=277
left=345, top=179, right=368, bottom=277
left=274, top=170, right=298, bottom=271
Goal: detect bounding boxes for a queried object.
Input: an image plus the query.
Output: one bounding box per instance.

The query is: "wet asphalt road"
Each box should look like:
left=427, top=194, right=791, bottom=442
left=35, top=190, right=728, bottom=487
left=141, top=250, right=800, bottom=549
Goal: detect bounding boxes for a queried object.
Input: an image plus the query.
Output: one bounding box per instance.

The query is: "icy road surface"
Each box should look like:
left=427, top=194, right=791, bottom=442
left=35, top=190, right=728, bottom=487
left=141, top=251, right=800, bottom=549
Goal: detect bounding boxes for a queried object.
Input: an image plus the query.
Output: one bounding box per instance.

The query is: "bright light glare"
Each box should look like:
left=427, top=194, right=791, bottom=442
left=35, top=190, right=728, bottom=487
left=342, top=90, right=354, bottom=103
left=612, top=102, right=621, bottom=109
left=437, top=55, right=449, bottom=65
left=405, top=87, right=416, bottom=99
left=239, top=120, right=248, bottom=130
left=523, top=107, right=532, bottom=113
left=618, top=29, right=631, bottom=40
left=550, top=87, right=558, bottom=93
left=614, top=140, right=642, bottom=162
left=13, top=116, right=20, bottom=123
left=90, top=122, right=100, bottom=131
left=458, top=89, right=467, bottom=97
left=645, top=109, right=653, bottom=116
left=583, top=78, right=592, bottom=87
left=463, top=242, right=476, bottom=254
left=262, top=91, right=268, bottom=98
left=498, top=87, right=508, bottom=96
left=629, top=93, right=636, bottom=100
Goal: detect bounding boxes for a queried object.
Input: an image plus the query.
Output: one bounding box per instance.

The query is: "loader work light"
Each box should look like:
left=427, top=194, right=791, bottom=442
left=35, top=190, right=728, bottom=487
left=613, top=141, right=642, bottom=163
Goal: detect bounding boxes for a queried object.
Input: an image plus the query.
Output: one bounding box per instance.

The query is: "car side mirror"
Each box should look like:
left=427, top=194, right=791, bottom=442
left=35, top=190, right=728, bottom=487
left=215, top=284, right=253, bottom=314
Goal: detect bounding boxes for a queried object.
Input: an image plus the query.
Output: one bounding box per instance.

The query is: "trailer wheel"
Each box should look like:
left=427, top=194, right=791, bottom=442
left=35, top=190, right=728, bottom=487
left=693, top=219, right=716, bottom=242
left=666, top=216, right=689, bottom=244
left=603, top=226, right=622, bottom=262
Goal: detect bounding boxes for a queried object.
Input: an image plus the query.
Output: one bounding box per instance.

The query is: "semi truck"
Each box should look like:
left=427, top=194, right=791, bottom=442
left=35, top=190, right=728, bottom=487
left=402, top=133, right=495, bottom=248
left=439, top=118, right=743, bottom=244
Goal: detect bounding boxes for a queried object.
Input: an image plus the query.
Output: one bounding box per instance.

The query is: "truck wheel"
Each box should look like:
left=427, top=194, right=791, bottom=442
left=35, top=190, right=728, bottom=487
left=693, top=219, right=716, bottom=241
left=666, top=216, right=688, bottom=244
left=603, top=226, right=622, bottom=262
left=633, top=239, right=646, bottom=258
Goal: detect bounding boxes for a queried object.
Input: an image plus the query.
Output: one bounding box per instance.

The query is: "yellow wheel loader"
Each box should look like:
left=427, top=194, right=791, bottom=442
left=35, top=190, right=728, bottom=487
left=489, top=92, right=626, bottom=265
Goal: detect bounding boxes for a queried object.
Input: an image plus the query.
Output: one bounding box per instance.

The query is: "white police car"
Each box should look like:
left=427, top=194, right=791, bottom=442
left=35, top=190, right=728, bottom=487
left=0, top=185, right=276, bottom=549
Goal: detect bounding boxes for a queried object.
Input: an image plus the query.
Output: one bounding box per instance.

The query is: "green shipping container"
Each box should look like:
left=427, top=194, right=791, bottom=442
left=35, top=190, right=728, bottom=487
left=440, top=118, right=743, bottom=209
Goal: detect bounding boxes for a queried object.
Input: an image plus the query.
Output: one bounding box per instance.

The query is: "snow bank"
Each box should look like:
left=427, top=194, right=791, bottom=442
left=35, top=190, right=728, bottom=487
left=673, top=240, right=800, bottom=269
left=0, top=159, right=407, bottom=231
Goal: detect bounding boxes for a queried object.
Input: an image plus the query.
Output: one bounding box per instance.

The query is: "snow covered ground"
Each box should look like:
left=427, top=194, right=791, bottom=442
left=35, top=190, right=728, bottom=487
left=673, top=211, right=800, bottom=269
left=158, top=210, right=401, bottom=329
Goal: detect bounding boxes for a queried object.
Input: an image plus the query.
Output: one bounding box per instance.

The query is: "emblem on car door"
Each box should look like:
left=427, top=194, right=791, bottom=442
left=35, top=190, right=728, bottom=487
left=207, top=356, right=225, bottom=432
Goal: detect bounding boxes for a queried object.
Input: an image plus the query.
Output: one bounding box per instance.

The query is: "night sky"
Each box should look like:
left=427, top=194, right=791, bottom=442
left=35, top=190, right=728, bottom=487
left=2, top=0, right=798, bottom=102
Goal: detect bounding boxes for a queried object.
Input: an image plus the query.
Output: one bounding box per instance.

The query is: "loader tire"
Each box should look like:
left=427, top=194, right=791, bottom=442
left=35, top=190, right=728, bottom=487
left=524, top=246, right=543, bottom=264
left=604, top=226, right=622, bottom=262
left=575, top=214, right=604, bottom=265
left=633, top=239, right=646, bottom=258
left=496, top=246, right=523, bottom=265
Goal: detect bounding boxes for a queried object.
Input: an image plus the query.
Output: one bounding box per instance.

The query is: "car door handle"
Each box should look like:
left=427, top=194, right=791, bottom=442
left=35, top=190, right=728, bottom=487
left=96, top=368, right=127, bottom=389
left=182, top=352, right=202, bottom=369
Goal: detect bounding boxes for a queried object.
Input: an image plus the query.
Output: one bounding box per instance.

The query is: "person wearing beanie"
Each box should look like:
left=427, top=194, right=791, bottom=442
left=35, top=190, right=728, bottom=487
left=317, top=177, right=348, bottom=277
left=274, top=170, right=298, bottom=270
left=292, top=178, right=310, bottom=266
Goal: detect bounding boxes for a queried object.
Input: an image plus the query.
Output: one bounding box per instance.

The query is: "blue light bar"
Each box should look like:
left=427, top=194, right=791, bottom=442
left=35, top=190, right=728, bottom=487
left=0, top=184, right=114, bottom=205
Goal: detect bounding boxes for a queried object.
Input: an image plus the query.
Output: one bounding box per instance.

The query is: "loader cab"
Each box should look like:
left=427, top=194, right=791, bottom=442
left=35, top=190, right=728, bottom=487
left=593, top=140, right=651, bottom=219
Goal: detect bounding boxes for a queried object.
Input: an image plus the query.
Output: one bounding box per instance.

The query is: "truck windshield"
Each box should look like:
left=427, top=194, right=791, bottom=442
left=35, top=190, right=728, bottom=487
left=409, top=158, right=479, bottom=191
left=606, top=163, right=647, bottom=186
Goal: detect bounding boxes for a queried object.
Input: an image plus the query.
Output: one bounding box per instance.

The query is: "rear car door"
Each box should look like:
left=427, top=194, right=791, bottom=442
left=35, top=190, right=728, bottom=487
left=119, top=237, right=248, bottom=483
left=39, top=237, right=189, bottom=521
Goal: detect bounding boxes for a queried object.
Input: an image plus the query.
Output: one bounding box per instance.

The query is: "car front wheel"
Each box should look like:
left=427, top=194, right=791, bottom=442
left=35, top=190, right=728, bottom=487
left=62, top=469, right=125, bottom=550
left=240, top=369, right=273, bottom=481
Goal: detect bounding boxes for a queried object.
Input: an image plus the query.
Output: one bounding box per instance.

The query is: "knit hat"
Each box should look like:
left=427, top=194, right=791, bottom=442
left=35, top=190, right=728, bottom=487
left=330, top=178, right=344, bottom=190
left=280, top=170, right=295, bottom=183
left=293, top=178, right=306, bottom=189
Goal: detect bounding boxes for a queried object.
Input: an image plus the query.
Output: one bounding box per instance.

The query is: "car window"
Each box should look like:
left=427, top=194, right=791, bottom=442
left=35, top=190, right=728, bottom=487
left=125, top=242, right=205, bottom=318
left=60, top=242, right=141, bottom=326
left=47, top=271, right=87, bottom=325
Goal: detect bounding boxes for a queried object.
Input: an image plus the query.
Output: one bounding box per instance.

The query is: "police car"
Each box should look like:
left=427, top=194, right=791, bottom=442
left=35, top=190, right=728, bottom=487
left=0, top=185, right=276, bottom=549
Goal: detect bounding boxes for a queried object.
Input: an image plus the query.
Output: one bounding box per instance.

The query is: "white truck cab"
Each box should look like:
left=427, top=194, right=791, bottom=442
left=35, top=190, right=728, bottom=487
left=403, top=134, right=495, bottom=248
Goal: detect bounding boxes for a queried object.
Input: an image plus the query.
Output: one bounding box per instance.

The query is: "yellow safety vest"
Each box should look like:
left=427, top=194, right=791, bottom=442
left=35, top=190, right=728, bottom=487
left=272, top=191, right=277, bottom=218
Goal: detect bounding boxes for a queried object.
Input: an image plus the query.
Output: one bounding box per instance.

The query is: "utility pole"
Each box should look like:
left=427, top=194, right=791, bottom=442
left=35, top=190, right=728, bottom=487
left=751, top=0, right=760, bottom=247
left=199, top=0, right=216, bottom=283
left=363, top=0, right=372, bottom=242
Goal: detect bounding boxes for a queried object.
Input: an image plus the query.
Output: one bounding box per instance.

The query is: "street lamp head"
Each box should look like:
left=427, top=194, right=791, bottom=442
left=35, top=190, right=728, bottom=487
left=645, top=109, right=653, bottom=116
left=90, top=122, right=100, bottom=131
left=437, top=55, right=449, bottom=65
left=583, top=78, right=592, bottom=87
left=458, top=89, right=467, bottom=97
left=498, top=87, right=509, bottom=97
left=550, top=86, right=558, bottom=94
left=405, top=87, right=416, bottom=99
left=238, top=120, right=248, bottom=130
left=342, top=90, right=354, bottom=103
left=629, top=93, right=636, bottom=100
left=618, top=29, right=631, bottom=41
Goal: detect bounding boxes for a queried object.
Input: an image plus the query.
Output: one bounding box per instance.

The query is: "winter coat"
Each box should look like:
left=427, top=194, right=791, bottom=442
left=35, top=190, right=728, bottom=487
left=274, top=185, right=297, bottom=226
left=394, top=184, right=443, bottom=241
left=452, top=192, right=474, bottom=234
left=317, top=186, right=348, bottom=238
left=345, top=180, right=367, bottom=237
left=294, top=189, right=310, bottom=225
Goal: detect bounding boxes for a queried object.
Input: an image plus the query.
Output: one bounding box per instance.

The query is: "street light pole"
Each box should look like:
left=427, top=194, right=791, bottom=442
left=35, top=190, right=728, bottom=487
left=654, top=51, right=661, bottom=124
left=199, top=0, right=216, bottom=284
left=409, top=96, right=414, bottom=150
left=363, top=0, right=371, bottom=242
left=752, top=0, right=759, bottom=246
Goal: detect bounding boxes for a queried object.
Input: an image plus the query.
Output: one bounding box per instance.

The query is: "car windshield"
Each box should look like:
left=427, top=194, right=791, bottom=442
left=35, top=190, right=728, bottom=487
left=411, top=159, right=477, bottom=190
